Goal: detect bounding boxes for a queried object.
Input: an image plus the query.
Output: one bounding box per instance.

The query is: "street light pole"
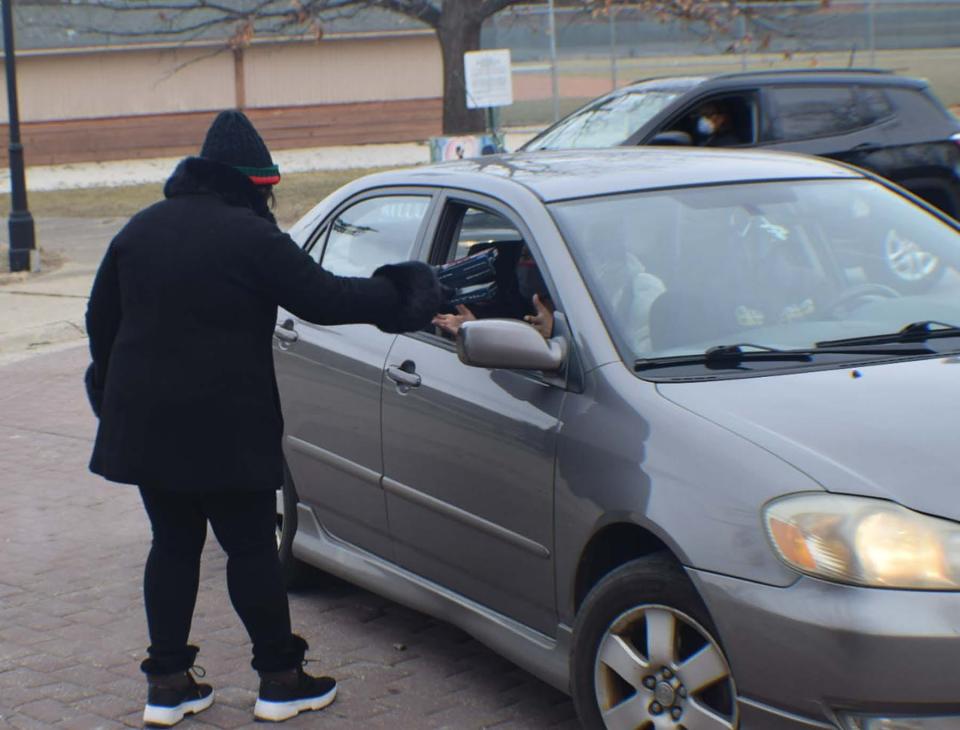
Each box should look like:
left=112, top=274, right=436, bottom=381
left=3, top=0, right=36, bottom=273
left=547, top=0, right=559, bottom=123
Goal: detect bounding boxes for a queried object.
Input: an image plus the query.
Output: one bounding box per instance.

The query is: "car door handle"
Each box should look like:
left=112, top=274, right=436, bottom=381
left=386, top=363, right=421, bottom=388
left=274, top=320, right=299, bottom=343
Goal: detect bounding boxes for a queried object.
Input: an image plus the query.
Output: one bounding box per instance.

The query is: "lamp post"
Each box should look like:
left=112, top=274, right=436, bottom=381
left=547, top=0, right=559, bottom=122
left=3, top=0, right=36, bottom=273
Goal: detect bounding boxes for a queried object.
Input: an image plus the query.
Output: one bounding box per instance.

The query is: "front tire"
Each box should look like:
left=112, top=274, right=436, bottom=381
left=572, top=554, right=739, bottom=730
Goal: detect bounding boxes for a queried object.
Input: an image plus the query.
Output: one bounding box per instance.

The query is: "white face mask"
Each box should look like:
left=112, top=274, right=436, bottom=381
left=697, top=116, right=716, bottom=136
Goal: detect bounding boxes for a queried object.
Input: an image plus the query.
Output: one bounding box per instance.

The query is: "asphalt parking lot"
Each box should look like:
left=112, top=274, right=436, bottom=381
left=0, top=344, right=579, bottom=728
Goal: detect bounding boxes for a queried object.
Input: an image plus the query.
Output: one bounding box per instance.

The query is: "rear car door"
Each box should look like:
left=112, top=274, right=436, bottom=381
left=759, top=84, right=889, bottom=170
left=274, top=191, right=435, bottom=560
left=380, top=193, right=565, bottom=636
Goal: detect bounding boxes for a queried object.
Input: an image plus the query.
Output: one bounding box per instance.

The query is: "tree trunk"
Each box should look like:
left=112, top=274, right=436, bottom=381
left=437, top=9, right=486, bottom=135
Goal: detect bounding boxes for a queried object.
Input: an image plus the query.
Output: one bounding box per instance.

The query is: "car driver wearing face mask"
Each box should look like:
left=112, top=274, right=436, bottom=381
left=696, top=103, right=740, bottom=147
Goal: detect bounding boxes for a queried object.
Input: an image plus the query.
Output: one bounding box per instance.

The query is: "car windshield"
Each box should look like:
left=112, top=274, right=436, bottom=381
left=526, top=90, right=681, bottom=150
left=550, top=179, right=960, bottom=370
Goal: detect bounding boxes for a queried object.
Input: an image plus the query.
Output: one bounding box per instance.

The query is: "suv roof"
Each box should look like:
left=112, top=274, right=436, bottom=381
left=626, top=68, right=926, bottom=91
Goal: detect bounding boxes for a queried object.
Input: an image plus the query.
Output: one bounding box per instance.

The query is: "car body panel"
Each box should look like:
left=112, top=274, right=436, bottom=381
left=399, top=148, right=859, bottom=205
left=553, top=362, right=810, bottom=625
left=381, top=333, right=564, bottom=635
left=290, top=500, right=573, bottom=692
left=657, top=354, right=960, bottom=522
left=276, top=324, right=398, bottom=559
left=691, top=568, right=960, bottom=720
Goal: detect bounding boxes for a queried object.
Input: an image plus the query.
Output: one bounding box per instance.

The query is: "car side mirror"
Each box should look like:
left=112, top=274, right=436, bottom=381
left=457, top=319, right=567, bottom=371
left=648, top=130, right=693, bottom=146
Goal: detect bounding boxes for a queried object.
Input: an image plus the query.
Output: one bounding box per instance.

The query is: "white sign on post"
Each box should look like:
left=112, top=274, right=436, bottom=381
left=464, top=49, right=513, bottom=109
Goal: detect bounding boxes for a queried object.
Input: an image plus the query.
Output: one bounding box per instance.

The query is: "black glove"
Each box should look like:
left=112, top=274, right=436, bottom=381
left=373, top=261, right=444, bottom=333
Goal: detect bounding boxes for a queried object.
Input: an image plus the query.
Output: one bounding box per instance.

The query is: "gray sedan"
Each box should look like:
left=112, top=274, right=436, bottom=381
left=273, top=148, right=960, bottom=730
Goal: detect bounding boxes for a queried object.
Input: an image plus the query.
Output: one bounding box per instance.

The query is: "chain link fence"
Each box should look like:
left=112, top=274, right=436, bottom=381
left=483, top=1, right=960, bottom=129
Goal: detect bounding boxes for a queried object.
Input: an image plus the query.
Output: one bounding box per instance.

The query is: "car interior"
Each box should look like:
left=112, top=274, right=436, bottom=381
left=662, top=94, right=758, bottom=146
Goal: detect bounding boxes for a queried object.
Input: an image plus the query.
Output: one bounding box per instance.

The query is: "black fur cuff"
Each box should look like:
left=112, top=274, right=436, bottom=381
left=373, top=261, right=443, bottom=333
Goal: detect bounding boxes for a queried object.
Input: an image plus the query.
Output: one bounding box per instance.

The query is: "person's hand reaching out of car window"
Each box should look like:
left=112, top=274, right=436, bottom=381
left=524, top=294, right=554, bottom=339
left=432, top=304, right=476, bottom=336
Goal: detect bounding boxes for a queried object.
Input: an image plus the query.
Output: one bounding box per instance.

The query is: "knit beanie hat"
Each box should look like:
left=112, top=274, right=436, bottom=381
left=199, top=110, right=280, bottom=185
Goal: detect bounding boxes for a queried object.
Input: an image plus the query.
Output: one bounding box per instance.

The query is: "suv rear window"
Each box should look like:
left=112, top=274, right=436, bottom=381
left=768, top=86, right=863, bottom=140
left=859, top=87, right=895, bottom=125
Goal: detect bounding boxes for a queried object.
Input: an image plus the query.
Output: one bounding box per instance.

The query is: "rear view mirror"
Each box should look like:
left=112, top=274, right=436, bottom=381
left=457, top=319, right=566, bottom=371
left=648, top=131, right=693, bottom=146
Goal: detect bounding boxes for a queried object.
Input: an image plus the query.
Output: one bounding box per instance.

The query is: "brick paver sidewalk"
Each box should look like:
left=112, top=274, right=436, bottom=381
left=0, top=345, right=578, bottom=729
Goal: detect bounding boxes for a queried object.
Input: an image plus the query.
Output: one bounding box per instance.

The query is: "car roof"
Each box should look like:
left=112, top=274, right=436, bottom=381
left=363, top=148, right=864, bottom=203
left=624, top=68, right=926, bottom=92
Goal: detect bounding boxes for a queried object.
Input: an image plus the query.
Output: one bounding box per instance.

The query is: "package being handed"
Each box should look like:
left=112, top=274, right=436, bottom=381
left=436, top=247, right=499, bottom=305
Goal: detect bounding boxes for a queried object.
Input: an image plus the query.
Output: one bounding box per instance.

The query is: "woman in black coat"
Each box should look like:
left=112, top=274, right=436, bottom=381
left=85, top=111, right=441, bottom=726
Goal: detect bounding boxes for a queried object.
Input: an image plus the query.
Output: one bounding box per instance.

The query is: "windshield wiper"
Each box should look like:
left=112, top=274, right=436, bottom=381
left=634, top=339, right=936, bottom=372
left=815, top=321, right=960, bottom=348
left=635, top=343, right=812, bottom=371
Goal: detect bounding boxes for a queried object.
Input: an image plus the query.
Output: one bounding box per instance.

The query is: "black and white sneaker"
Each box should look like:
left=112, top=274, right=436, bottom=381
left=143, top=669, right=214, bottom=727
left=254, top=667, right=337, bottom=722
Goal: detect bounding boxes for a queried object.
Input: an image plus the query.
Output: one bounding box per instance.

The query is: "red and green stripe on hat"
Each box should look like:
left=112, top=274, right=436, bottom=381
left=235, top=164, right=281, bottom=186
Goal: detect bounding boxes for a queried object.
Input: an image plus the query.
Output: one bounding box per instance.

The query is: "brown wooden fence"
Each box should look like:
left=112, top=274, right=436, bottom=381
left=0, top=98, right=442, bottom=167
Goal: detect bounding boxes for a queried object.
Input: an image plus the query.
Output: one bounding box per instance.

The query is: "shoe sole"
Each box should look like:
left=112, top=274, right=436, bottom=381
left=253, top=684, right=337, bottom=722
left=143, top=691, right=215, bottom=727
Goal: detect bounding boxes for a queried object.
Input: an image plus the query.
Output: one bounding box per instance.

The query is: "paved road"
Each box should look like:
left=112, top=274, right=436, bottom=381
left=0, top=345, right=579, bottom=729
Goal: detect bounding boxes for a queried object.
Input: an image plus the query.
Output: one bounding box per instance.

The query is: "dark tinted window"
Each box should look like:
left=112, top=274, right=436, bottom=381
left=859, top=87, right=895, bottom=125
left=769, top=86, right=862, bottom=140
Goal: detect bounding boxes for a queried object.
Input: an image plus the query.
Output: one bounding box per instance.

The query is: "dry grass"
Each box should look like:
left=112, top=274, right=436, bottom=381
left=0, top=166, right=401, bottom=227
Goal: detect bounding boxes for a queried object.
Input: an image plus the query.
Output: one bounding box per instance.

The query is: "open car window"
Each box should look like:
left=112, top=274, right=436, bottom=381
left=665, top=94, right=758, bottom=147
left=429, top=203, right=557, bottom=344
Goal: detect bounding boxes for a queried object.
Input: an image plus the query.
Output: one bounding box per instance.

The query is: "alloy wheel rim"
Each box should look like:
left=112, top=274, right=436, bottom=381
left=884, top=230, right=939, bottom=282
left=593, top=604, right=737, bottom=730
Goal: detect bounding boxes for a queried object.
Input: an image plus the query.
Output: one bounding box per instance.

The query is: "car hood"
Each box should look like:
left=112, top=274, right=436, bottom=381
left=656, top=356, right=960, bottom=522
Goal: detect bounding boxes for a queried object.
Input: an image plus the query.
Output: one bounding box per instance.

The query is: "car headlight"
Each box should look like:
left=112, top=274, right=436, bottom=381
left=764, top=494, right=960, bottom=589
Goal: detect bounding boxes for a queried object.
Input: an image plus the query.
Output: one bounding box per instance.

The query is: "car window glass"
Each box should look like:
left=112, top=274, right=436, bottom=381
left=859, top=87, right=895, bottom=125
left=769, top=86, right=863, bottom=140
left=530, top=90, right=682, bottom=150
left=550, top=179, right=960, bottom=363
left=317, top=195, right=430, bottom=276
left=431, top=205, right=555, bottom=341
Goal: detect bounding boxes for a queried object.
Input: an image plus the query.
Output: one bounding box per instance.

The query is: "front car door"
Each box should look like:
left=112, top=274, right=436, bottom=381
left=641, top=89, right=761, bottom=147
left=274, top=190, right=435, bottom=559
left=380, top=193, right=565, bottom=635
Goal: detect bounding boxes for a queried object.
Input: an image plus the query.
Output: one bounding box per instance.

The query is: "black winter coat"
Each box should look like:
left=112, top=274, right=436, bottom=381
left=86, top=157, right=438, bottom=492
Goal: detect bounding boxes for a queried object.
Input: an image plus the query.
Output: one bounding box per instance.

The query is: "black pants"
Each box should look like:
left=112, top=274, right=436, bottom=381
left=138, top=487, right=305, bottom=675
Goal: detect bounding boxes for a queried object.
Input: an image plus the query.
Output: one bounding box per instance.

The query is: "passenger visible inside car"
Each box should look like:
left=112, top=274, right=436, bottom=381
left=433, top=241, right=555, bottom=339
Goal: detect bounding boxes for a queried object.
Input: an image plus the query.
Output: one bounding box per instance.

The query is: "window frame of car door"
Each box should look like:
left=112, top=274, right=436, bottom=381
left=410, top=188, right=582, bottom=393
left=300, top=186, right=441, bottom=270
left=636, top=88, right=762, bottom=147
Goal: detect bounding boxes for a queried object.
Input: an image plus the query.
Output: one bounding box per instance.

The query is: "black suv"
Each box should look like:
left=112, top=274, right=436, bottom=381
left=523, top=69, right=960, bottom=290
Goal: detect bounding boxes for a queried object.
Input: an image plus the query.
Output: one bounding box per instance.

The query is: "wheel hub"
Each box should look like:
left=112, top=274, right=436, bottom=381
left=654, top=679, right=676, bottom=707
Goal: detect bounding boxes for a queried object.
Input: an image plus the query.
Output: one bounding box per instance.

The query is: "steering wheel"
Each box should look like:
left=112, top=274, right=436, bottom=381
left=825, top=282, right=901, bottom=315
